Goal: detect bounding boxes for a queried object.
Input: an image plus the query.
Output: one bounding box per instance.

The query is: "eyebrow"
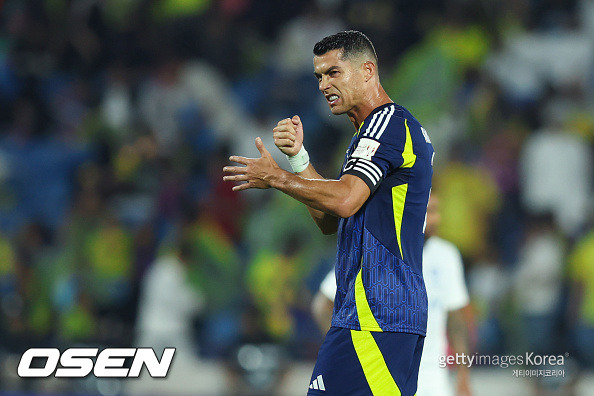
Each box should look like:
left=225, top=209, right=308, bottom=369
left=314, top=65, right=340, bottom=79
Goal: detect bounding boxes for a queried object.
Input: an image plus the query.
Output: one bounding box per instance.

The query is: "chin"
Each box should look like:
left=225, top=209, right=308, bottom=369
left=330, top=105, right=346, bottom=115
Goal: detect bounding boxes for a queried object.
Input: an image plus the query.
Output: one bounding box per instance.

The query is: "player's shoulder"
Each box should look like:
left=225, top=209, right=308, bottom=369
left=359, top=103, right=402, bottom=141
left=359, top=103, right=426, bottom=143
left=397, top=104, right=432, bottom=143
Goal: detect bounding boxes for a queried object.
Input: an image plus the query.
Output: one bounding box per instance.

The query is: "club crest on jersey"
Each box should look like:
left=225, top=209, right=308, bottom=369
left=351, top=138, right=380, bottom=161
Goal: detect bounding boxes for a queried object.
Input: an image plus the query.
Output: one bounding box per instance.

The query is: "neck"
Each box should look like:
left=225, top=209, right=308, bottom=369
left=348, top=85, right=392, bottom=130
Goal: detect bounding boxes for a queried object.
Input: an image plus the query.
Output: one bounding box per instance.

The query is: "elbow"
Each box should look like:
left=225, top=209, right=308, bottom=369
left=333, top=199, right=361, bottom=219
left=320, top=225, right=337, bottom=235
left=316, top=215, right=338, bottom=235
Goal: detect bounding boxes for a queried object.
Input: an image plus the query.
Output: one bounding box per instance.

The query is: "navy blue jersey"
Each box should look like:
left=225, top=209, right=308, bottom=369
left=331, top=103, right=434, bottom=335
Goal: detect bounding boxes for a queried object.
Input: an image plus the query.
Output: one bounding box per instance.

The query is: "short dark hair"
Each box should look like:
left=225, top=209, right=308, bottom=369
left=313, top=30, right=378, bottom=65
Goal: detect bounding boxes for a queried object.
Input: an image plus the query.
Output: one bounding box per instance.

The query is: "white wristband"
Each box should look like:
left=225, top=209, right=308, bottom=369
left=286, top=146, right=310, bottom=173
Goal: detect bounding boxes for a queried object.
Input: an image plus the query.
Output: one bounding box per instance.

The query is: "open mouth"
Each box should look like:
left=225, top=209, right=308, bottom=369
left=326, top=94, right=339, bottom=106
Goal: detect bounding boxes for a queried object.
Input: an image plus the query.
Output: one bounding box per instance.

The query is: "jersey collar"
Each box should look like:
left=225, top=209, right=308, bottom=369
left=357, top=102, right=395, bottom=135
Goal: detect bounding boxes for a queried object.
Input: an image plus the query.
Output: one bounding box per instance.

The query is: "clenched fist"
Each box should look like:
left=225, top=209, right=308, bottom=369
left=273, top=115, right=304, bottom=157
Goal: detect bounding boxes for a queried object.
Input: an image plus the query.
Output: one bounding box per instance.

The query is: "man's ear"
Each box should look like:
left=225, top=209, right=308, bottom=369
left=363, top=61, right=376, bottom=82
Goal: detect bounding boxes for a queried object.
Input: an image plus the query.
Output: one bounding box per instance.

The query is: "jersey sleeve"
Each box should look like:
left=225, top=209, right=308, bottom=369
left=343, top=112, right=409, bottom=193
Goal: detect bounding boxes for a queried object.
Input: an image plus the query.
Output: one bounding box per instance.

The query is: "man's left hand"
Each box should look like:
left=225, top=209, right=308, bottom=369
left=223, top=137, right=282, bottom=191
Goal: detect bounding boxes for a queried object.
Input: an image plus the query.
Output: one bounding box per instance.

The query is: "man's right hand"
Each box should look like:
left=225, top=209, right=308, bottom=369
left=273, top=115, right=304, bottom=157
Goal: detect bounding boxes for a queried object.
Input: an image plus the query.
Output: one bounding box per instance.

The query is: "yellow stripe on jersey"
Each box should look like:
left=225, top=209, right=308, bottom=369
left=392, top=183, right=409, bottom=259
left=355, top=120, right=366, bottom=137
left=402, top=119, right=417, bottom=168
left=350, top=330, right=402, bottom=396
left=355, top=266, right=382, bottom=332
left=391, top=120, right=416, bottom=259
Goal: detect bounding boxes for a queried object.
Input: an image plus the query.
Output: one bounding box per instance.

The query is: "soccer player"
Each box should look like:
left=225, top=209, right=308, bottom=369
left=312, top=194, right=473, bottom=396
left=417, top=194, right=472, bottom=396
left=224, top=30, right=433, bottom=395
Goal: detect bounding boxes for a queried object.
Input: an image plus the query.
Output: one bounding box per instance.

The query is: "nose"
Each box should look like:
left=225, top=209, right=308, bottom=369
left=318, top=75, right=330, bottom=92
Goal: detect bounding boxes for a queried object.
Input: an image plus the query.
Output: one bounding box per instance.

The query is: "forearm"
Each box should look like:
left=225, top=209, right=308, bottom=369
left=448, top=308, right=473, bottom=394
left=269, top=167, right=362, bottom=220
left=294, top=164, right=339, bottom=234
left=223, top=136, right=365, bottom=229
left=447, top=309, right=470, bottom=356
left=447, top=308, right=472, bottom=377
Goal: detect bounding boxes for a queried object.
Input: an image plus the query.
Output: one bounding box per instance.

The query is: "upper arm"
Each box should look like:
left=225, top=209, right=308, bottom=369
left=335, top=114, right=412, bottom=217
left=342, top=113, right=412, bottom=194
left=310, top=175, right=368, bottom=229
left=334, top=174, right=371, bottom=218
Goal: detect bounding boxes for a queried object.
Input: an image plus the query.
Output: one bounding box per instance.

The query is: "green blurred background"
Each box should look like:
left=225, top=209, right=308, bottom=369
left=0, top=0, right=592, bottom=394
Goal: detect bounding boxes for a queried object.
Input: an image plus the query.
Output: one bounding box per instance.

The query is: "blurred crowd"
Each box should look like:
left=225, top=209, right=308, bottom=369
left=0, top=0, right=593, bottom=393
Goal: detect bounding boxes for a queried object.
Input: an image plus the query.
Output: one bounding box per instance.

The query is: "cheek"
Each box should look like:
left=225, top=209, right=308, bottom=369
left=339, top=80, right=355, bottom=100
left=341, top=76, right=363, bottom=101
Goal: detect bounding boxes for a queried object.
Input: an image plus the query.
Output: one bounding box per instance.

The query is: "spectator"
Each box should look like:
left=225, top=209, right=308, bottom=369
left=519, top=124, right=592, bottom=237
left=513, top=213, right=565, bottom=357
left=135, top=238, right=204, bottom=357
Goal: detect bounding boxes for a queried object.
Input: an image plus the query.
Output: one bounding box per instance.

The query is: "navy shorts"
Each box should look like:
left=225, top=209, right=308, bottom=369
left=307, top=327, right=424, bottom=396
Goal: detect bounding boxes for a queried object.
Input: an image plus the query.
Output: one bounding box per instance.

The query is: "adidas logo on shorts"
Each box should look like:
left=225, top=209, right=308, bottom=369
left=309, top=374, right=326, bottom=391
